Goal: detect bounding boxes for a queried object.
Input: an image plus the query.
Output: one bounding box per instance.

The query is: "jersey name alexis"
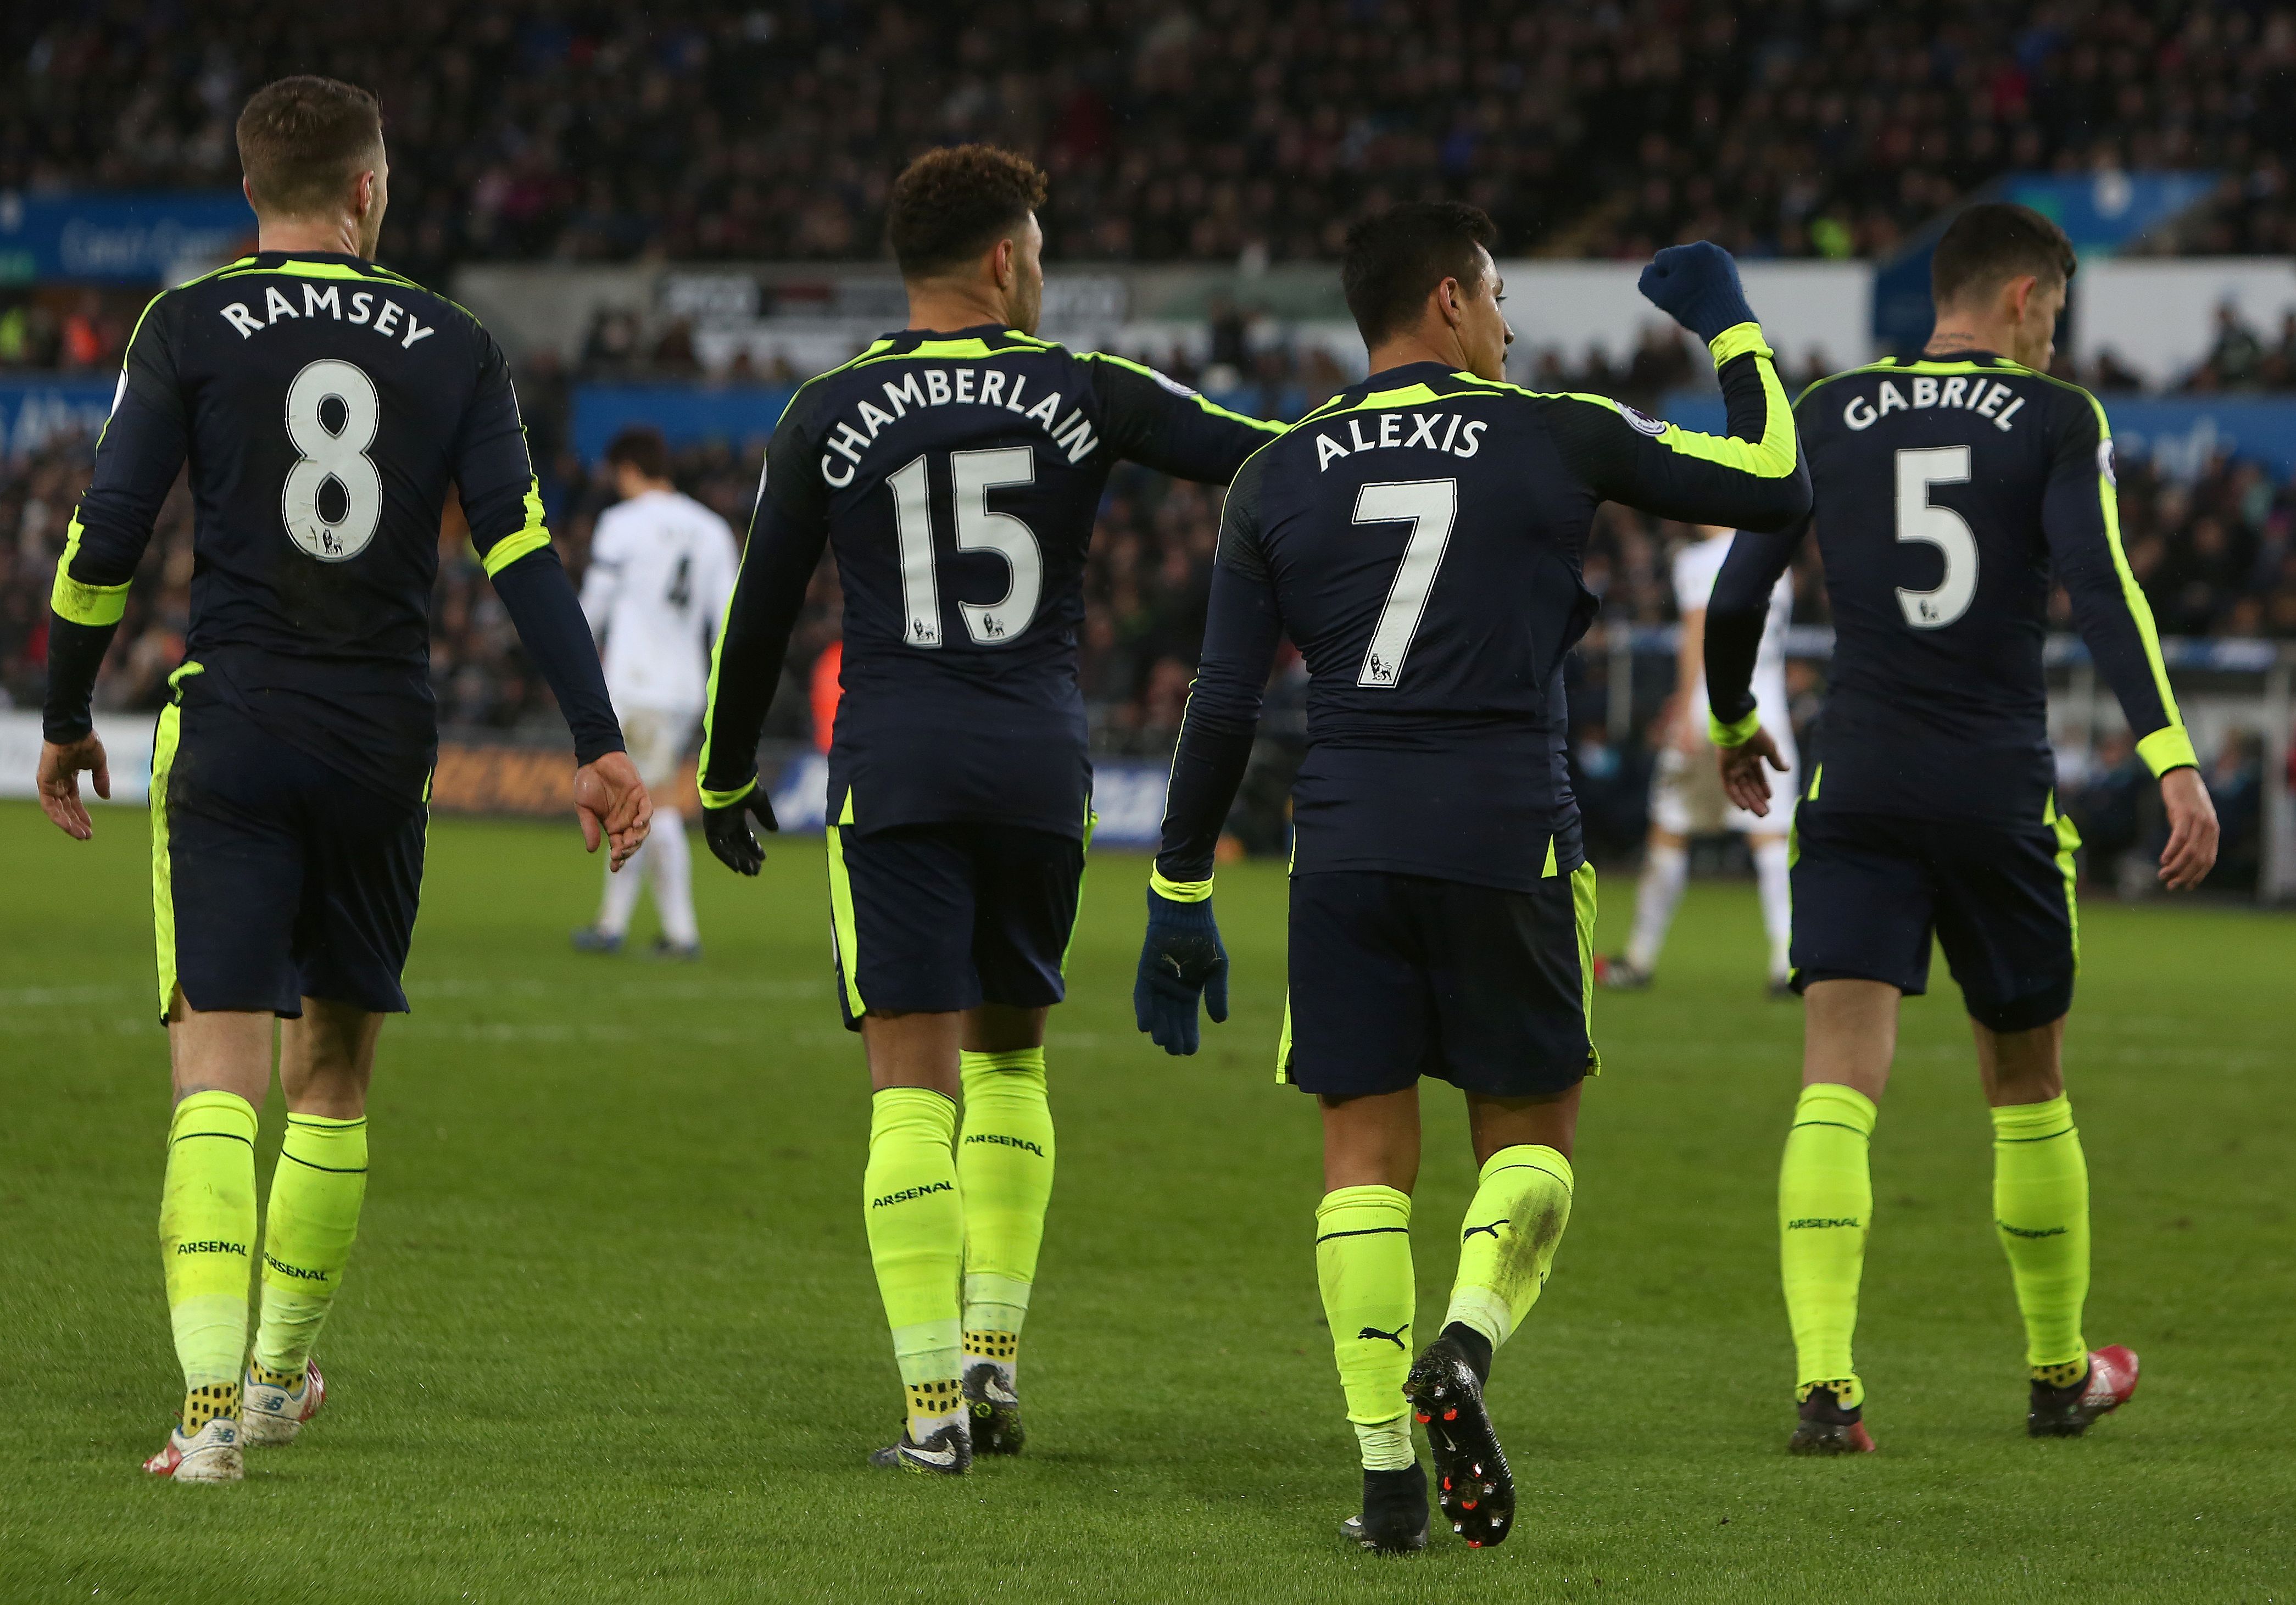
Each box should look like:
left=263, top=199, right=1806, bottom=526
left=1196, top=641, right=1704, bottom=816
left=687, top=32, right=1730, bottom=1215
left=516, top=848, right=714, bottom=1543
left=1838, top=373, right=2027, bottom=432
left=1311, top=410, right=1488, bottom=471
left=216, top=282, right=438, bottom=350
left=818, top=366, right=1101, bottom=484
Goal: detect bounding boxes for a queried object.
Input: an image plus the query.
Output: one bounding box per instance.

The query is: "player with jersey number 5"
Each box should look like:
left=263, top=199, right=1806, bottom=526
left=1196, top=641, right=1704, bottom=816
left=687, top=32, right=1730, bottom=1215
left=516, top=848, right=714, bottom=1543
left=572, top=426, right=740, bottom=960
left=1704, top=202, right=2219, bottom=1456
left=33, top=76, right=650, bottom=1484
left=696, top=146, right=1281, bottom=1475
left=1137, top=207, right=1810, bottom=1554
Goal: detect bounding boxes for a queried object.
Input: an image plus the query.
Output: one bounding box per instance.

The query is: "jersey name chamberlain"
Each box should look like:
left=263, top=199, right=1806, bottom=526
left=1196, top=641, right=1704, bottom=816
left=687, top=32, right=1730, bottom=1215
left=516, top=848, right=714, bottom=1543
left=820, top=366, right=1104, bottom=483
left=216, top=282, right=438, bottom=350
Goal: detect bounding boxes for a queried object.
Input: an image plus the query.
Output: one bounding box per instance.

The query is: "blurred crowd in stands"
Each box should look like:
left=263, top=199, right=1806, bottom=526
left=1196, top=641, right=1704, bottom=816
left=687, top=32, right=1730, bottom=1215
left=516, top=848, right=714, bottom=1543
left=2, top=339, right=2287, bottom=888
left=9, top=2, right=2296, bottom=275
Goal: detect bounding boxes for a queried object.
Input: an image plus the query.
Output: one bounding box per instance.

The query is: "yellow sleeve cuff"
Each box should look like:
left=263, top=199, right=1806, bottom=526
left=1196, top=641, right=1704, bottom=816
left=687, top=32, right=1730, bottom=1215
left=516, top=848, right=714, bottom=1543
left=1709, top=708, right=1762, bottom=748
left=2136, top=726, right=2198, bottom=777
left=481, top=527, right=553, bottom=578
left=52, top=569, right=132, bottom=627
left=1149, top=867, right=1214, bottom=902
left=1707, top=322, right=1774, bottom=368
left=698, top=778, right=757, bottom=810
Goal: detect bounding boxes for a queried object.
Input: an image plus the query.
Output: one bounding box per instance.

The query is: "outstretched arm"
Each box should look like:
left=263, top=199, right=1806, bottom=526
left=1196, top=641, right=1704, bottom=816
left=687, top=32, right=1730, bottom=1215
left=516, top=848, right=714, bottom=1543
left=1083, top=352, right=1286, bottom=484
left=2043, top=398, right=2217, bottom=889
left=696, top=423, right=831, bottom=874
left=1137, top=466, right=1283, bottom=1056
left=456, top=336, right=647, bottom=867
left=40, top=293, right=186, bottom=839
left=1704, top=517, right=1807, bottom=813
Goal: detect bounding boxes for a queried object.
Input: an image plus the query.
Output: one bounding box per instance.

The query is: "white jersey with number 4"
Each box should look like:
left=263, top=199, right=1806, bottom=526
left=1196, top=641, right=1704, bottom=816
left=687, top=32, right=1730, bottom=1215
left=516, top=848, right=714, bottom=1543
left=579, top=488, right=740, bottom=716
left=1674, top=530, right=1792, bottom=741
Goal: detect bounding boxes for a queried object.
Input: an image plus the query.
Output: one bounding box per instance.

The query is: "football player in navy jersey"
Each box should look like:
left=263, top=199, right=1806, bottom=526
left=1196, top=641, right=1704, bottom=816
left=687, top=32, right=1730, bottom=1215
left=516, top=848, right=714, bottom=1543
left=1136, top=203, right=1809, bottom=1551
left=35, top=77, right=649, bottom=1481
left=1704, top=203, right=2217, bottom=1454
left=697, top=146, right=1281, bottom=1474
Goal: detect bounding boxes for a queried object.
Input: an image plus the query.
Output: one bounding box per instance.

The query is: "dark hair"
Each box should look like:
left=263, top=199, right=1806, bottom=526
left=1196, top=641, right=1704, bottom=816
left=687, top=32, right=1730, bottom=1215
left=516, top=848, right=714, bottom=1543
left=1341, top=203, right=1499, bottom=347
left=1931, top=203, right=2076, bottom=309
left=236, top=76, right=384, bottom=218
left=885, top=145, right=1049, bottom=277
left=605, top=426, right=670, bottom=481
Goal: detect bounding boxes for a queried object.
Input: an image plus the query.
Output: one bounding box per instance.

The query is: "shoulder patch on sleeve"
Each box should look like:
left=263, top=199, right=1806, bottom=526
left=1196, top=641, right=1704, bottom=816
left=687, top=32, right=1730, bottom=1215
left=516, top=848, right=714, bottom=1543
left=2097, top=437, right=2116, bottom=485
left=1619, top=404, right=1669, bottom=438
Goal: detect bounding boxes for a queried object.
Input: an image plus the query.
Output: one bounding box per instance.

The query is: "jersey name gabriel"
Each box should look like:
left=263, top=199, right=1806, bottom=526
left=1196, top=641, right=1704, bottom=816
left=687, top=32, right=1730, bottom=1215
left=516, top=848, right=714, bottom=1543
left=759, top=327, right=1277, bottom=839
left=1795, top=353, right=2114, bottom=824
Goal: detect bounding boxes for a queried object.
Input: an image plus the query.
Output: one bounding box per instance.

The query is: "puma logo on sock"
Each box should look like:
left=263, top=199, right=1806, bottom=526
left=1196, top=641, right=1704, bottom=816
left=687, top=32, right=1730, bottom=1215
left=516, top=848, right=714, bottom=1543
left=1357, top=1323, right=1409, bottom=1349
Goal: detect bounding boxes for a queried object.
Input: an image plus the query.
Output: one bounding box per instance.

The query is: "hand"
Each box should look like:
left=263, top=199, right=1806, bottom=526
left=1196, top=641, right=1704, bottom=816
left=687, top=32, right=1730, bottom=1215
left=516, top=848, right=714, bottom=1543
left=572, top=750, right=653, bottom=872
left=37, top=734, right=110, bottom=840
left=1717, top=726, right=1788, bottom=816
left=1134, top=887, right=1229, bottom=1056
left=2155, top=767, right=2219, bottom=891
left=702, top=786, right=779, bottom=876
left=1637, top=242, right=1757, bottom=345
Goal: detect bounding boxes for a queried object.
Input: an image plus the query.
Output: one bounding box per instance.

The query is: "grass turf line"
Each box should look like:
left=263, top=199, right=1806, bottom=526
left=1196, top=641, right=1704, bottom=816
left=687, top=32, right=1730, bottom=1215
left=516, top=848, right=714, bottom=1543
left=0, top=799, right=2288, bottom=1602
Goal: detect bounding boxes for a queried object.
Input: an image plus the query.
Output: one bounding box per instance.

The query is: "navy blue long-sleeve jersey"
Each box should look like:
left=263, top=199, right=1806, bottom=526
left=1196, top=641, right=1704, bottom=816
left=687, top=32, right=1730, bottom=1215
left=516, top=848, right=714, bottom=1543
left=698, top=326, right=1283, bottom=838
left=1704, top=353, right=2195, bottom=827
left=44, top=249, right=620, bottom=803
left=1155, top=323, right=1812, bottom=894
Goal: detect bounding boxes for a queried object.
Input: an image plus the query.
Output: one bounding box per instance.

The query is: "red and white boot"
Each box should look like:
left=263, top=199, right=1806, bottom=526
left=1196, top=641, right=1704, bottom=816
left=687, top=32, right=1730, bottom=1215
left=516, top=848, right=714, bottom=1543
left=2028, top=1345, right=2139, bottom=1437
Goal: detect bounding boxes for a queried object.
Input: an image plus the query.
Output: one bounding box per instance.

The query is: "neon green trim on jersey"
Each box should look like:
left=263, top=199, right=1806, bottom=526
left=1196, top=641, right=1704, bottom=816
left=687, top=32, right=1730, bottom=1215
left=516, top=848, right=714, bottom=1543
left=1060, top=806, right=1097, bottom=979
left=1571, top=861, right=1602, bottom=1075
left=51, top=512, right=133, bottom=626
left=1709, top=706, right=1762, bottom=748
left=167, top=661, right=204, bottom=692
left=1541, top=836, right=1558, bottom=878
left=2136, top=727, right=2199, bottom=777
left=480, top=481, right=553, bottom=577
left=1807, top=762, right=1823, bottom=800
left=219, top=260, right=374, bottom=281
left=1275, top=989, right=1294, bottom=1085
left=151, top=695, right=185, bottom=1022
left=1660, top=340, right=1797, bottom=479
left=825, top=789, right=866, bottom=1017
left=697, top=776, right=756, bottom=811
left=1080, top=351, right=1287, bottom=433
left=1149, top=867, right=1213, bottom=902
left=1707, top=321, right=1774, bottom=367
left=2052, top=811, right=2083, bottom=971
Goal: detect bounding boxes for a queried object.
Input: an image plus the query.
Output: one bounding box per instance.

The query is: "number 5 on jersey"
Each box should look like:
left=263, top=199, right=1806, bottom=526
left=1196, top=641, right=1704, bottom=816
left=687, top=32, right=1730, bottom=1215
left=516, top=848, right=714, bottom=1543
left=1356, top=477, right=1458, bottom=688
left=889, top=445, right=1044, bottom=648
left=1894, top=444, right=1977, bottom=629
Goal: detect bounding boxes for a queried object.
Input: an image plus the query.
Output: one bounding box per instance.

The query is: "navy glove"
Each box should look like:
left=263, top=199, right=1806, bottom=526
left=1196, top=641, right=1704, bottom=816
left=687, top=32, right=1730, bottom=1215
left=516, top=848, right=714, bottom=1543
left=702, top=786, right=779, bottom=876
left=1637, top=242, right=1757, bottom=346
left=1134, top=886, right=1229, bottom=1056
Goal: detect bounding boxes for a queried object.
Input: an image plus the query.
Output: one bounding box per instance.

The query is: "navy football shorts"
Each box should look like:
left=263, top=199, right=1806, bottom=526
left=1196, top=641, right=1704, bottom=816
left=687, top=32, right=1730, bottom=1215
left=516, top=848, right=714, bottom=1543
left=1279, top=865, right=1600, bottom=1100
left=1790, top=807, right=2081, bottom=1032
left=826, top=807, right=1088, bottom=1028
left=150, top=667, right=426, bottom=1023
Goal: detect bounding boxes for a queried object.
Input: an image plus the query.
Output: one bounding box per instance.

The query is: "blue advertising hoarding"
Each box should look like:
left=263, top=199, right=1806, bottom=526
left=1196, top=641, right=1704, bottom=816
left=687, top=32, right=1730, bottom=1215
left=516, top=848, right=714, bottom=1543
left=0, top=376, right=116, bottom=455
left=0, top=191, right=254, bottom=285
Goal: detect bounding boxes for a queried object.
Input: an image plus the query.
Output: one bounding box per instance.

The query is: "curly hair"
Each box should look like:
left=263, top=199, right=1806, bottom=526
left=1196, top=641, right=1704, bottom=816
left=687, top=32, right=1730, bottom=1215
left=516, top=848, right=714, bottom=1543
left=885, top=145, right=1049, bottom=277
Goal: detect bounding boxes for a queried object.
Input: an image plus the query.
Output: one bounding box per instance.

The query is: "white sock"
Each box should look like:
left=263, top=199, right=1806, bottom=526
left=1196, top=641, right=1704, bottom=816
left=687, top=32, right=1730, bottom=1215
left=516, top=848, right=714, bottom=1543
left=598, top=833, right=647, bottom=938
left=1625, top=840, right=1688, bottom=972
left=650, top=809, right=698, bottom=947
left=1753, top=835, right=1793, bottom=980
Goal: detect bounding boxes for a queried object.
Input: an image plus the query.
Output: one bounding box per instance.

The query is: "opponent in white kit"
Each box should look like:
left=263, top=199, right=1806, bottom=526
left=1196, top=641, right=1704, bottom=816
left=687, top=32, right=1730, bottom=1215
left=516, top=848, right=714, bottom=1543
left=573, top=427, right=741, bottom=958
left=1600, top=523, right=1799, bottom=994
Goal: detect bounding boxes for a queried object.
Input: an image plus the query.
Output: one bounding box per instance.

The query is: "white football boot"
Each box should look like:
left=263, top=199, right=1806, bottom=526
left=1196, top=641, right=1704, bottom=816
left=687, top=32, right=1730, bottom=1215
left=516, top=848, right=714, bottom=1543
left=242, top=1358, right=327, bottom=1446
left=144, top=1415, right=244, bottom=1483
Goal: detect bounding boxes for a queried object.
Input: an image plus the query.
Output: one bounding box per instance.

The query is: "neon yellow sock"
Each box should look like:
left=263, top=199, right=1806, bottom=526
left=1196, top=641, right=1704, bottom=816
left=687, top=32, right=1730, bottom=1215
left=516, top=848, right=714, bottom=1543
left=1316, top=1185, right=1415, bottom=1471
left=957, top=1048, right=1054, bottom=1386
left=1991, top=1095, right=2090, bottom=1375
left=253, top=1113, right=368, bottom=1378
left=1779, top=1083, right=1875, bottom=1408
left=1443, top=1145, right=1574, bottom=1355
left=160, top=1090, right=258, bottom=1426
left=866, top=1087, right=965, bottom=1441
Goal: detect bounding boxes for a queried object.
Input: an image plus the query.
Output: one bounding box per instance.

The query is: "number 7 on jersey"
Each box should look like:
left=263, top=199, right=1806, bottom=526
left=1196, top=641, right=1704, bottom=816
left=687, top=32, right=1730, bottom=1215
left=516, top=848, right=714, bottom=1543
left=1355, top=477, right=1458, bottom=688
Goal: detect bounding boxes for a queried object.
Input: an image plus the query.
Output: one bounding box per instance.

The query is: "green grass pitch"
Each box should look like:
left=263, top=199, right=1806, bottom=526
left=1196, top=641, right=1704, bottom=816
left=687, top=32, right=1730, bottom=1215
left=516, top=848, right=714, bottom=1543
left=1, top=798, right=2289, bottom=1602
